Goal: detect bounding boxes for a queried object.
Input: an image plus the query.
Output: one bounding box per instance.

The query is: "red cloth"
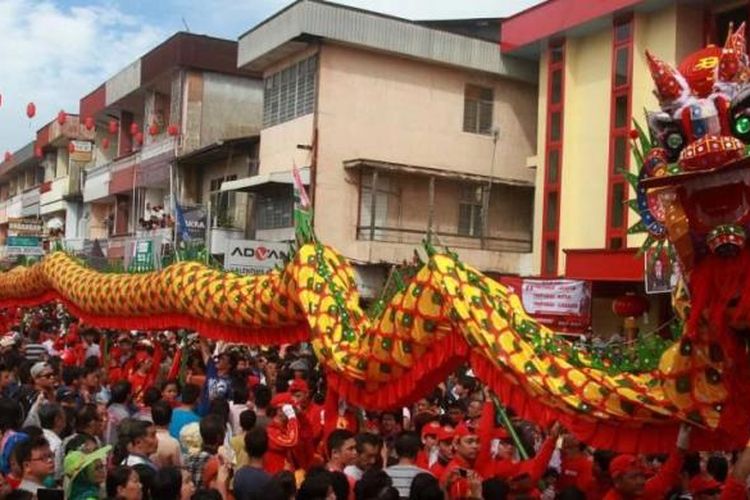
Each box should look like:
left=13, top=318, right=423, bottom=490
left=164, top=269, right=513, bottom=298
left=430, top=457, right=449, bottom=480
left=558, top=455, right=595, bottom=492
left=441, top=455, right=481, bottom=499
left=264, top=417, right=300, bottom=474
left=602, top=453, right=683, bottom=500
left=721, top=476, right=747, bottom=500
left=416, top=450, right=430, bottom=470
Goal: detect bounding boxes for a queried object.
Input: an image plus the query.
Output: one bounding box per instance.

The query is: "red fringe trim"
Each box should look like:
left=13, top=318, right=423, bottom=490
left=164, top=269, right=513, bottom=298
left=0, top=292, right=310, bottom=346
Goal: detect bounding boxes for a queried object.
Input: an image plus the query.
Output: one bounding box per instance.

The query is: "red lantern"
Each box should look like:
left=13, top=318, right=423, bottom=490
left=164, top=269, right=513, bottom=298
left=0, top=94, right=3, bottom=108
left=130, top=122, right=139, bottom=136
left=34, top=145, right=43, bottom=158
left=148, top=122, right=159, bottom=136
left=3, top=151, right=11, bottom=162
left=108, top=119, right=118, bottom=135
left=167, top=124, right=179, bottom=136
left=134, top=132, right=144, bottom=145
left=84, top=116, right=95, bottom=131
left=26, top=102, right=36, bottom=119
left=101, top=137, right=110, bottom=150
left=68, top=142, right=76, bottom=154
left=57, top=110, right=67, bottom=126
left=612, top=294, right=650, bottom=318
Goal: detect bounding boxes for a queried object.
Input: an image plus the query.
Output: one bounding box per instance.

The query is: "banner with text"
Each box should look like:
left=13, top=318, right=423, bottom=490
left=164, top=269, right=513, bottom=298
left=499, top=277, right=592, bottom=334
left=224, top=240, right=291, bottom=275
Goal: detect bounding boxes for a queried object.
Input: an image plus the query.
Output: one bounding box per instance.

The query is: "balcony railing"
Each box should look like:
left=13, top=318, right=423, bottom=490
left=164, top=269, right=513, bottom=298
left=356, top=226, right=532, bottom=253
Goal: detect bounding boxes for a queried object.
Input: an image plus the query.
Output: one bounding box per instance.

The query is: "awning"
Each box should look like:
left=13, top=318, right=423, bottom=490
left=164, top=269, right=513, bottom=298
left=564, top=248, right=643, bottom=282
left=221, top=167, right=310, bottom=193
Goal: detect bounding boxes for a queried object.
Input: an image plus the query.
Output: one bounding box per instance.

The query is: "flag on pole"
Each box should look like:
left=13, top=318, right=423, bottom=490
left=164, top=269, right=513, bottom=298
left=292, top=163, right=314, bottom=243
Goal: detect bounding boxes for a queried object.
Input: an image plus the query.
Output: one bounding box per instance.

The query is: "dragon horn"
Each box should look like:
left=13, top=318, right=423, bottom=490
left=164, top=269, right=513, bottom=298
left=645, top=50, right=686, bottom=102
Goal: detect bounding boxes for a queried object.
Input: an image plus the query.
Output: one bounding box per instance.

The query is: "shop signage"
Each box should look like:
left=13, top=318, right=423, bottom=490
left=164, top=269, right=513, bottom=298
left=224, top=240, right=290, bottom=275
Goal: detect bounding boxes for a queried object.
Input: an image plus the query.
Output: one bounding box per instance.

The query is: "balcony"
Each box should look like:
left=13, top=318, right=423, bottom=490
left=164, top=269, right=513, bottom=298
left=21, top=188, right=40, bottom=218
left=6, top=195, right=22, bottom=219
left=40, top=169, right=83, bottom=214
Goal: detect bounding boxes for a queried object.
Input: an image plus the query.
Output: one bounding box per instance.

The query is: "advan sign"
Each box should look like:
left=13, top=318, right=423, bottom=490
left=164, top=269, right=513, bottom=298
left=224, top=240, right=291, bottom=275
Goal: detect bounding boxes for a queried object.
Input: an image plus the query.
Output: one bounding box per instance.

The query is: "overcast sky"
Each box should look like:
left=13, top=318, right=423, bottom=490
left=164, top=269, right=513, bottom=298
left=0, top=0, right=543, bottom=154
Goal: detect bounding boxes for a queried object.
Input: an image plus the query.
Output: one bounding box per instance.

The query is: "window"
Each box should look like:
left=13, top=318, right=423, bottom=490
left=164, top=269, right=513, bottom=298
left=545, top=192, right=558, bottom=231
left=544, top=239, right=557, bottom=275
left=614, top=47, right=630, bottom=87
left=551, top=70, right=563, bottom=105
left=256, top=185, right=293, bottom=230
left=547, top=150, right=560, bottom=183
left=614, top=95, right=629, bottom=128
left=458, top=185, right=483, bottom=237
left=613, top=136, right=628, bottom=173
left=463, top=85, right=494, bottom=135
left=549, top=112, right=562, bottom=142
left=359, top=173, right=393, bottom=239
left=263, top=55, right=318, bottom=128
left=610, top=183, right=625, bottom=228
left=209, top=175, right=237, bottom=228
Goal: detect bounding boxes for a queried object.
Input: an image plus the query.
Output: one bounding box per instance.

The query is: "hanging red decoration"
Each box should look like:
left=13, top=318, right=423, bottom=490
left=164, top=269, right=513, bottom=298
left=130, top=122, right=139, bottom=136
left=34, top=145, right=43, bottom=158
left=612, top=294, right=650, bottom=318
left=108, top=119, right=118, bottom=135
left=134, top=132, right=144, bottom=145
left=26, top=102, right=36, bottom=119
left=57, top=110, right=67, bottom=126
left=84, top=116, right=95, bottom=131
left=0, top=94, right=3, bottom=108
left=148, top=123, right=159, bottom=136
left=101, top=138, right=110, bottom=150
left=68, top=142, right=76, bottom=154
left=167, top=124, right=179, bottom=136
left=3, top=151, right=12, bottom=162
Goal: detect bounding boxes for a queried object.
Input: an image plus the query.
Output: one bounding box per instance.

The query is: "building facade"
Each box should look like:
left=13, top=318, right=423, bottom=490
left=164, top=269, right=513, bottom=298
left=231, top=0, right=539, bottom=293
left=502, top=0, right=745, bottom=334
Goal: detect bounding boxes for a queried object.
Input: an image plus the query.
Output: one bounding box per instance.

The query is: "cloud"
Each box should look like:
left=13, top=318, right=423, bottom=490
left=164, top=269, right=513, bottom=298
left=0, top=0, right=165, bottom=153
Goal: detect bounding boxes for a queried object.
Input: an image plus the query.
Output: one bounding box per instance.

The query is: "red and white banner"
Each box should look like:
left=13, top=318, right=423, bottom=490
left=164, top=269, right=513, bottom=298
left=499, top=277, right=592, bottom=334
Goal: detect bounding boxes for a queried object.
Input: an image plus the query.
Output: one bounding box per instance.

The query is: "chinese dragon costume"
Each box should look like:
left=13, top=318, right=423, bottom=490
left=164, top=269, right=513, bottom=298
left=2, top=27, right=750, bottom=454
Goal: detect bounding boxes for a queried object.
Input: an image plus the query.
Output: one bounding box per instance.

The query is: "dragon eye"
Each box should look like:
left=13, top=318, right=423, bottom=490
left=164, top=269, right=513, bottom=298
left=666, top=132, right=683, bottom=150
left=735, top=115, right=750, bottom=136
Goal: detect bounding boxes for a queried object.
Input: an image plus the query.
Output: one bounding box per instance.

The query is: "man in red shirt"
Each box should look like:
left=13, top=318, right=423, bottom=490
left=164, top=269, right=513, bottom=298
left=603, top=425, right=689, bottom=500
left=430, top=425, right=455, bottom=480
left=416, top=421, right=441, bottom=470
left=264, top=393, right=300, bottom=474
left=557, top=433, right=595, bottom=492
left=440, top=422, right=483, bottom=499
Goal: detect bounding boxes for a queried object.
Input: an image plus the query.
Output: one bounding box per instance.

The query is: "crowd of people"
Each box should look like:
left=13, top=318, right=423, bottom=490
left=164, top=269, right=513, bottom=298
left=0, top=305, right=746, bottom=499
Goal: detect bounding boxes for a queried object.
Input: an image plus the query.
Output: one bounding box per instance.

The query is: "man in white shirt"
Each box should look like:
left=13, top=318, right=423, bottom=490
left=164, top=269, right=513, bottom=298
left=385, top=431, right=431, bottom=499
left=39, top=403, right=66, bottom=480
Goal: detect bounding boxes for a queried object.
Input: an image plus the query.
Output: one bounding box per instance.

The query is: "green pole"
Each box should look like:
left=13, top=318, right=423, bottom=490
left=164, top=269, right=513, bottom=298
left=489, top=393, right=529, bottom=460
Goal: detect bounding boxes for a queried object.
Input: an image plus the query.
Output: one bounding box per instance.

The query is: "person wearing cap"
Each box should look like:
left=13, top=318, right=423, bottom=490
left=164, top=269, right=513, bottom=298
left=429, top=425, right=455, bottom=480
left=64, top=444, right=111, bottom=500
left=416, top=420, right=441, bottom=470
left=440, top=421, right=483, bottom=500
left=604, top=425, right=690, bottom=500
left=264, top=392, right=300, bottom=474
left=288, top=378, right=321, bottom=469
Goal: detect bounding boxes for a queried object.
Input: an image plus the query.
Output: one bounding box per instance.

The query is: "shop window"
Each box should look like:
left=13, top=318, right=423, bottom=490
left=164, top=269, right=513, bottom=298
left=256, top=185, right=293, bottom=230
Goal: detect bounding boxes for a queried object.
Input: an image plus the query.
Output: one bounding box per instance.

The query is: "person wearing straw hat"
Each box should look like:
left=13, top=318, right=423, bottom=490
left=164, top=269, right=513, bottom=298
left=64, top=444, right=111, bottom=500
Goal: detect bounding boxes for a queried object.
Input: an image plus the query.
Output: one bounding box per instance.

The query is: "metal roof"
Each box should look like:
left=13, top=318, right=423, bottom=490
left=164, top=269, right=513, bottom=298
left=238, top=0, right=537, bottom=83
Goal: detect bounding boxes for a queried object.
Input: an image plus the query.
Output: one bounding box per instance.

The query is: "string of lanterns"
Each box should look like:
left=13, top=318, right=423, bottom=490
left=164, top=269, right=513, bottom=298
left=0, top=97, right=181, bottom=162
